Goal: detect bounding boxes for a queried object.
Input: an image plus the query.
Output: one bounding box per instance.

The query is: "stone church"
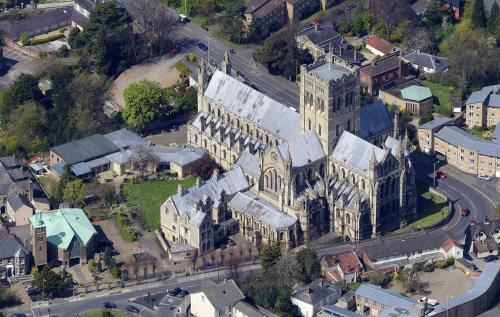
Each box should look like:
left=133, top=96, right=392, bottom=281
left=169, top=52, right=416, bottom=252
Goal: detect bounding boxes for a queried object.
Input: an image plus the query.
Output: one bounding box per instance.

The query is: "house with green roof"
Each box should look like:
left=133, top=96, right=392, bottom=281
left=29, top=209, right=97, bottom=267
left=379, top=80, right=434, bottom=116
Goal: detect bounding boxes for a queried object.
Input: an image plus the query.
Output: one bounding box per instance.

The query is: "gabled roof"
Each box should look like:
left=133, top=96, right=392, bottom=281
left=277, top=130, right=325, bottom=168
left=51, top=134, right=120, bottom=165
left=103, top=129, right=148, bottom=150
left=404, top=50, right=448, bottom=72
left=204, top=70, right=300, bottom=141
left=465, top=85, right=500, bottom=105
left=322, top=251, right=363, bottom=274
left=199, top=279, right=245, bottom=310
left=400, top=85, right=432, bottom=102
left=366, top=35, right=395, bottom=55
left=361, top=55, right=401, bottom=76
left=359, top=100, right=392, bottom=139
left=355, top=283, right=416, bottom=309
left=6, top=192, right=33, bottom=211
left=471, top=219, right=500, bottom=238
left=297, top=24, right=341, bottom=48
left=29, top=209, right=97, bottom=250
left=0, top=234, right=28, bottom=260
left=236, top=150, right=261, bottom=177
left=331, top=131, right=387, bottom=176
left=75, top=0, right=95, bottom=12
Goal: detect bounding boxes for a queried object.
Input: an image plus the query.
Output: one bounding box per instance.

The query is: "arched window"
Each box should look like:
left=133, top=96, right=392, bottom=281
left=246, top=124, right=250, bottom=133
left=336, top=209, right=340, bottom=218
left=194, top=134, right=198, bottom=143
left=308, top=119, right=312, bottom=130
left=208, top=103, right=212, bottom=113
left=217, top=108, right=221, bottom=117
left=331, top=164, right=336, bottom=174
left=277, top=176, right=281, bottom=191
left=346, top=213, right=351, bottom=225
left=212, top=145, right=217, bottom=154
left=307, top=169, right=312, bottom=181
left=361, top=179, right=365, bottom=190
left=203, top=140, right=207, bottom=148
left=223, top=149, right=227, bottom=159
left=350, top=91, right=355, bottom=105
left=337, top=97, right=341, bottom=110
left=342, top=169, right=346, bottom=179
left=266, top=135, right=270, bottom=144
left=318, top=124, right=322, bottom=136
left=336, top=125, right=340, bottom=136
left=351, top=174, right=355, bottom=184
left=265, top=175, right=269, bottom=188
left=273, top=170, right=278, bottom=191
left=345, top=94, right=349, bottom=108
left=236, top=119, right=240, bottom=128
left=319, top=163, right=325, bottom=177
left=295, top=174, right=300, bottom=187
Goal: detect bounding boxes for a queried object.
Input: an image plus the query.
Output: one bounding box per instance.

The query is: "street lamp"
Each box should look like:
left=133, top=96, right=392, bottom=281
left=433, top=160, right=440, bottom=188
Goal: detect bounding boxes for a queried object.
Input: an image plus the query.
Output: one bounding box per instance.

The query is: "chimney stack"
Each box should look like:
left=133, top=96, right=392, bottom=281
left=28, top=178, right=33, bottom=202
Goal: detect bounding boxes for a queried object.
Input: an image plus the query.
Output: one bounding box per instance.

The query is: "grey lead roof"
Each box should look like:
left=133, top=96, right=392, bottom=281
left=228, top=190, right=297, bottom=229
left=309, top=62, right=352, bottom=81
left=331, top=131, right=387, bottom=176
left=465, top=85, right=500, bottom=105
left=104, top=129, right=148, bottom=149
left=359, top=100, right=392, bottom=139
left=418, top=117, right=453, bottom=130
left=51, top=134, right=120, bottom=165
left=322, top=304, right=363, bottom=317
left=151, top=146, right=206, bottom=167
left=355, top=284, right=416, bottom=309
left=235, top=150, right=261, bottom=177
left=277, top=130, right=326, bottom=168
left=204, top=70, right=300, bottom=141
left=434, top=126, right=500, bottom=157
left=199, top=279, right=245, bottom=310
left=297, top=24, right=341, bottom=48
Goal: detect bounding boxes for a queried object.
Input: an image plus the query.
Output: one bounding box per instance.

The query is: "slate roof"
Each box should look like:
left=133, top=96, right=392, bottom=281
left=411, top=0, right=431, bottom=15
left=465, top=85, right=500, bottom=105
left=434, top=126, right=500, bottom=157
left=321, top=304, right=362, bottom=317
left=151, top=146, right=206, bottom=167
left=252, top=0, right=285, bottom=19
left=75, top=0, right=95, bottom=12
left=309, top=62, right=352, bottom=81
left=29, top=209, right=97, bottom=250
left=471, top=219, right=500, bottom=238
left=204, top=70, right=300, bottom=141
left=235, top=150, right=261, bottom=177
left=277, top=130, right=326, bottom=168
left=400, top=85, right=432, bottom=102
left=331, top=131, right=387, bottom=176
left=361, top=55, right=400, bottom=76
left=199, top=279, right=245, bottom=310
left=51, top=134, right=120, bottom=165
left=228, top=190, right=297, bottom=229
left=291, top=280, right=341, bottom=305
left=6, top=192, right=33, bottom=211
left=419, top=117, right=454, bottom=130
left=366, top=35, right=395, bottom=55
left=71, top=8, right=89, bottom=27
left=233, top=301, right=267, bottom=317
left=166, top=167, right=249, bottom=227
left=404, top=50, right=448, bottom=72
left=297, top=24, right=341, bottom=50
left=0, top=234, right=28, bottom=260
left=245, top=0, right=272, bottom=14
left=0, top=155, right=23, bottom=168
left=361, top=230, right=454, bottom=262
left=0, top=7, right=73, bottom=40
left=355, top=284, right=416, bottom=309
left=104, top=129, right=148, bottom=150
left=359, top=100, right=392, bottom=139
left=474, top=238, right=498, bottom=253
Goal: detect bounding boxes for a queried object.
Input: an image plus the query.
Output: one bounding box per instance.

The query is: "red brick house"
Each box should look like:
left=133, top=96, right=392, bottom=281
left=360, top=55, right=410, bottom=94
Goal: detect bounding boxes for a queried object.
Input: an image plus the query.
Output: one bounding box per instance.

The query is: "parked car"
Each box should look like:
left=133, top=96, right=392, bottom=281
left=478, top=174, right=492, bottom=181
left=179, top=289, right=189, bottom=297
left=483, top=255, right=498, bottom=263
left=435, top=170, right=447, bottom=179
left=126, top=305, right=140, bottom=313
left=103, top=302, right=117, bottom=309
left=198, top=43, right=208, bottom=51
left=169, top=287, right=182, bottom=296
left=461, top=208, right=470, bottom=217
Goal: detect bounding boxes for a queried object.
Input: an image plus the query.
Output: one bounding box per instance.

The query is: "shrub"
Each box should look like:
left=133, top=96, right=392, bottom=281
left=423, top=262, right=435, bottom=272
left=114, top=212, right=138, bottom=242
left=28, top=33, right=65, bottom=46
left=19, top=32, right=29, bottom=46
left=446, top=256, right=455, bottom=267
left=175, top=62, right=190, bottom=77
left=186, top=52, right=197, bottom=62
left=59, top=28, right=67, bottom=33
left=110, top=265, right=119, bottom=279
left=88, top=259, right=95, bottom=272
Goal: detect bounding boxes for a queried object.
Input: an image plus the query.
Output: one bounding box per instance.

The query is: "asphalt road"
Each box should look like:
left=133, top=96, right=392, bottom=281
left=173, top=22, right=300, bottom=109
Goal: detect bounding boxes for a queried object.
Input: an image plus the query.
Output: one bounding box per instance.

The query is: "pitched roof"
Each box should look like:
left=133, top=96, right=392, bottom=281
left=323, top=251, right=363, bottom=274
left=204, top=70, right=300, bottom=141
left=245, top=0, right=272, bottom=14
left=236, top=150, right=261, bottom=177
left=6, top=192, right=33, bottom=211
left=471, top=219, right=500, bottom=238
left=29, top=209, right=97, bottom=250
left=277, top=130, right=326, bottom=168
left=233, top=301, right=268, bottom=317
left=0, top=234, right=28, bottom=259
left=199, top=279, right=245, bottom=310
left=404, top=50, right=448, bottom=72
left=291, top=280, right=341, bottom=305
left=400, top=85, right=432, bottom=101
left=465, top=85, right=500, bottom=105
left=297, top=24, right=341, bottom=48
left=103, top=129, right=148, bottom=150
left=51, top=134, right=120, bottom=165
left=75, top=0, right=95, bottom=12
left=474, top=238, right=498, bottom=253
left=228, top=190, right=297, bottom=229
left=151, top=146, right=206, bottom=167
left=366, top=35, right=395, bottom=55
left=419, top=117, right=454, bottom=130
left=331, top=131, right=387, bottom=176
left=361, top=55, right=401, bottom=76
left=355, top=284, right=416, bottom=308
left=434, top=126, right=500, bottom=157
left=359, top=100, right=392, bottom=139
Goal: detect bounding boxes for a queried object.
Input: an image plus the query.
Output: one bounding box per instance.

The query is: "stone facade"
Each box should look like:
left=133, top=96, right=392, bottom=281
left=465, top=85, right=500, bottom=129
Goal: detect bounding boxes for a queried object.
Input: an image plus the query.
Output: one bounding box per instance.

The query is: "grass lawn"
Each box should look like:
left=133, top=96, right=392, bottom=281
left=80, top=310, right=134, bottom=317
left=422, top=80, right=460, bottom=118
left=122, top=177, right=195, bottom=230
left=411, top=185, right=450, bottom=229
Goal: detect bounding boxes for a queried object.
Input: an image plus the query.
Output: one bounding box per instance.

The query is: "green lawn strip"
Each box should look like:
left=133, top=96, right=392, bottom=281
left=122, top=177, right=195, bottom=230
left=80, top=310, right=134, bottom=317
left=421, top=80, right=458, bottom=117
left=411, top=185, right=450, bottom=229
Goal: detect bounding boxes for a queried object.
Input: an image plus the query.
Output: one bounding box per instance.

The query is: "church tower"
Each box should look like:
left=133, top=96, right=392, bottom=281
left=30, top=210, right=47, bottom=267
left=299, top=54, right=360, bottom=154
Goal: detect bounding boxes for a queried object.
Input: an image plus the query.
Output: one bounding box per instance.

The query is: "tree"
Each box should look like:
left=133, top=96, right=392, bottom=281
left=269, top=254, right=302, bottom=288
left=32, top=266, right=71, bottom=297
left=123, top=80, right=165, bottom=129
left=0, top=73, right=43, bottom=121
left=260, top=243, right=282, bottom=271
left=191, top=154, right=219, bottom=180
left=395, top=268, right=422, bottom=293
left=487, top=1, right=499, bottom=33
left=366, top=271, right=390, bottom=286
left=495, top=205, right=500, bottom=219
left=472, top=0, right=487, bottom=28
left=402, top=26, right=433, bottom=52
left=63, top=179, right=85, bottom=203
left=424, top=0, right=450, bottom=28
left=296, top=247, right=321, bottom=283
left=130, top=147, right=160, bottom=177
left=7, top=101, right=47, bottom=154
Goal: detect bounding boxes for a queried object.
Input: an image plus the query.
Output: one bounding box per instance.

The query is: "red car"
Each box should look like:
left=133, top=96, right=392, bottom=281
left=461, top=208, right=470, bottom=217
left=436, top=170, right=447, bottom=179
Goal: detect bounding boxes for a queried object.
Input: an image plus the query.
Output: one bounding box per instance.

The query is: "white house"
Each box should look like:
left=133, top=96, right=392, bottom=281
left=190, top=279, right=245, bottom=317
left=291, top=279, right=342, bottom=317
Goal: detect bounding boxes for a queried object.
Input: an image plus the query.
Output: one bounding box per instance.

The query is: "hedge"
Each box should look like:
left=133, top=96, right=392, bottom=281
left=175, top=62, right=190, bottom=77
left=27, top=33, right=65, bottom=46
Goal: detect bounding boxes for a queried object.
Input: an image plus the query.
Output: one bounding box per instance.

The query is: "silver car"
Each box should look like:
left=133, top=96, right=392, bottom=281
left=477, top=175, right=492, bottom=181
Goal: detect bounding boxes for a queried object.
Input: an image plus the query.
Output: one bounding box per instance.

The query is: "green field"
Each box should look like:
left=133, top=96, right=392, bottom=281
left=422, top=80, right=460, bottom=118
left=80, top=310, right=134, bottom=317
left=122, top=177, right=195, bottom=230
left=411, top=185, right=450, bottom=229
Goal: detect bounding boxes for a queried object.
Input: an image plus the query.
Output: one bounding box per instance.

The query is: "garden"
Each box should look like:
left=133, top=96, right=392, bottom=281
left=411, top=185, right=450, bottom=229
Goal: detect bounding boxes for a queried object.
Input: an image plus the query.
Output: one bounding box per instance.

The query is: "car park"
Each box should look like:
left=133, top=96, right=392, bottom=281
left=169, top=287, right=182, bottom=296
left=103, top=302, right=117, bottom=309
left=483, top=255, right=498, bottom=263
left=126, top=305, right=140, bottom=313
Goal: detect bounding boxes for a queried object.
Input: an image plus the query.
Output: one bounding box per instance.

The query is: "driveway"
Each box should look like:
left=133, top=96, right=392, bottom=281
left=0, top=47, right=44, bottom=89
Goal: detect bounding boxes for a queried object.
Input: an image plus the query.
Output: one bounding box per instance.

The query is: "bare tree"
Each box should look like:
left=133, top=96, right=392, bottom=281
left=269, top=254, right=302, bottom=289
left=151, top=257, right=159, bottom=276
left=402, top=26, right=433, bottom=53
left=246, top=242, right=254, bottom=262
left=228, top=253, right=242, bottom=280
left=131, top=146, right=160, bottom=178
left=210, top=252, right=216, bottom=266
